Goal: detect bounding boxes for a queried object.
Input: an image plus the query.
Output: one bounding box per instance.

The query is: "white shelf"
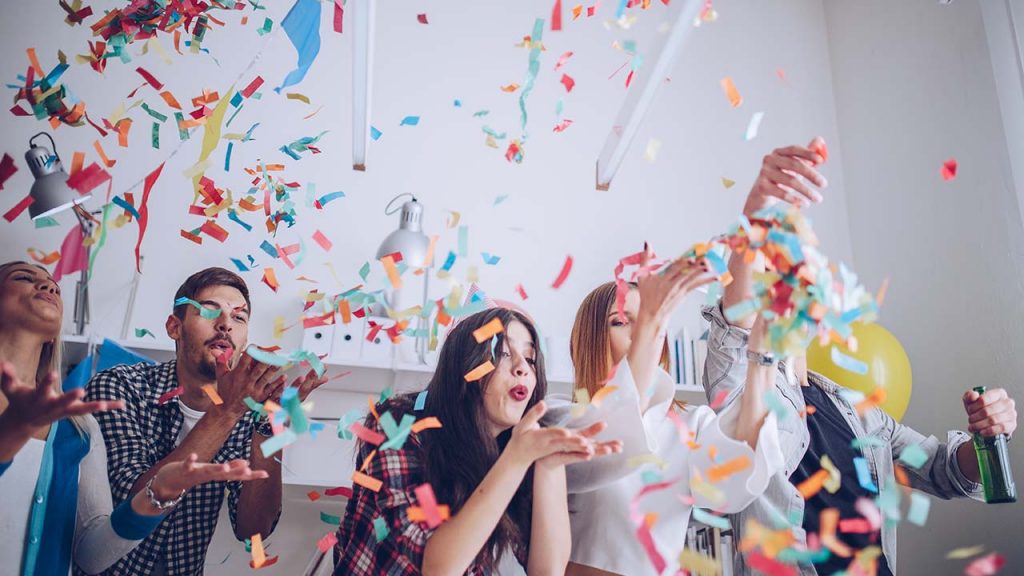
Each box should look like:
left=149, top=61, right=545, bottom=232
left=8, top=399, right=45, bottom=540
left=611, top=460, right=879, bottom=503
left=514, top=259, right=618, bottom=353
left=61, top=333, right=576, bottom=386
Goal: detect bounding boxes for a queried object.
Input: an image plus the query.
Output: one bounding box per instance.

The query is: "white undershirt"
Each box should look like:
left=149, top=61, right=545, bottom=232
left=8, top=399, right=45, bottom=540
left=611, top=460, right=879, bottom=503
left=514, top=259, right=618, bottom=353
left=176, top=400, right=206, bottom=447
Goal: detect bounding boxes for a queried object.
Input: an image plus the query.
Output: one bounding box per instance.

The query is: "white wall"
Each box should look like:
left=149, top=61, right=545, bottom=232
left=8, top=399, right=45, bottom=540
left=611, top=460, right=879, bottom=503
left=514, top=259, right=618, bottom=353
left=824, top=0, right=1024, bottom=573
left=0, top=1, right=854, bottom=574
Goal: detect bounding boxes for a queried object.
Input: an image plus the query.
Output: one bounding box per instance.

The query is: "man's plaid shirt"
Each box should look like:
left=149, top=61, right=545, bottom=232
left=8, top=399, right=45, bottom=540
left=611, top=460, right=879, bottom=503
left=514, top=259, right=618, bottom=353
left=81, top=360, right=273, bottom=575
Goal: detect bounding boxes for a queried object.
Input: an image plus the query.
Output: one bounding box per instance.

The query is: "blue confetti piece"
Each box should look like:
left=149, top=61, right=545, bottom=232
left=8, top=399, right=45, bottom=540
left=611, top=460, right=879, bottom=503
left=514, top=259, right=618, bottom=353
left=173, top=297, right=222, bottom=320
left=831, top=346, right=868, bottom=376
left=228, top=209, right=253, bottom=232
left=414, top=390, right=428, bottom=411
left=260, top=240, right=279, bottom=258
left=853, top=457, right=878, bottom=493
left=370, top=126, right=382, bottom=140
left=453, top=99, right=462, bottom=107
left=440, top=251, right=456, bottom=273
left=399, top=115, right=420, bottom=126
left=230, top=258, right=249, bottom=272
left=481, top=252, right=501, bottom=265
left=111, top=195, right=141, bottom=221
left=317, top=190, right=346, bottom=206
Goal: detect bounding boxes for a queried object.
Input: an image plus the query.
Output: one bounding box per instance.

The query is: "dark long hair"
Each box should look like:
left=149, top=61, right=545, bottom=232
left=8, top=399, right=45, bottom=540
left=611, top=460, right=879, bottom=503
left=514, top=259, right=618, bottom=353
left=368, top=308, right=548, bottom=570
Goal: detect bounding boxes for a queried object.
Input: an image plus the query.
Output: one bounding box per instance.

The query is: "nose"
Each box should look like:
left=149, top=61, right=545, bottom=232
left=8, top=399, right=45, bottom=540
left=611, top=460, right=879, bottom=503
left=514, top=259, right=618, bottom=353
left=37, top=278, right=58, bottom=295
left=510, top=352, right=530, bottom=377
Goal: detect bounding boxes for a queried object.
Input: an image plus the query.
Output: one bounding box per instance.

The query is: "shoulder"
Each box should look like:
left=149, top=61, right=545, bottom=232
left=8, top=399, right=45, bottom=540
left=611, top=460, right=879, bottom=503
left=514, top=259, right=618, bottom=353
left=87, top=360, right=175, bottom=400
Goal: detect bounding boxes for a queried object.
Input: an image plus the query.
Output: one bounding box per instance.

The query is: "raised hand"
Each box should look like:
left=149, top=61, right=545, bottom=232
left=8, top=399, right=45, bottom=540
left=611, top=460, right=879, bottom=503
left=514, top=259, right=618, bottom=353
left=963, top=388, right=1018, bottom=438
left=292, top=368, right=329, bottom=403
left=744, top=137, right=828, bottom=217
left=211, top=350, right=284, bottom=419
left=506, top=402, right=618, bottom=470
left=149, top=452, right=269, bottom=501
left=636, top=253, right=717, bottom=330
left=0, top=362, right=123, bottom=431
left=537, top=420, right=623, bottom=469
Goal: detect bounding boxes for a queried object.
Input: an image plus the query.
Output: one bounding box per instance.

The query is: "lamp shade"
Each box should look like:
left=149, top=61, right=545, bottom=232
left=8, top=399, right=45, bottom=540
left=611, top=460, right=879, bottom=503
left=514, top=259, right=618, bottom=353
left=25, top=144, right=89, bottom=220
left=376, top=197, right=429, bottom=267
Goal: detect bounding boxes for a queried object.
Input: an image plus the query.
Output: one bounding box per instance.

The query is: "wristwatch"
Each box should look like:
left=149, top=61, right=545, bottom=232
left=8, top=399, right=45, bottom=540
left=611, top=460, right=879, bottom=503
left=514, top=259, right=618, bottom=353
left=145, top=477, right=186, bottom=511
left=747, top=349, right=777, bottom=367
left=254, top=415, right=274, bottom=438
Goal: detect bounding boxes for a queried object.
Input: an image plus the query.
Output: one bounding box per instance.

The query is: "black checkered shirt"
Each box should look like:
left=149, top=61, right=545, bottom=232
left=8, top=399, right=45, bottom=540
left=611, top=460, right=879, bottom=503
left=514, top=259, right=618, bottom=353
left=80, top=360, right=274, bottom=576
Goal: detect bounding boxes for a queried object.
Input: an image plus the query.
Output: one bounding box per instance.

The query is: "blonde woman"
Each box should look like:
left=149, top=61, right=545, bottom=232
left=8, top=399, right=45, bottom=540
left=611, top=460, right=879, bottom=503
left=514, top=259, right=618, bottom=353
left=0, top=261, right=268, bottom=575
left=545, top=255, right=785, bottom=576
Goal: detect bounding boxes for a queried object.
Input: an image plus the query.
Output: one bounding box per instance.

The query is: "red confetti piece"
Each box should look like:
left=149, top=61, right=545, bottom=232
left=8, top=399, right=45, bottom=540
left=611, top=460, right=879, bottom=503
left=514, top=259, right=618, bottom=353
left=551, top=255, right=573, bottom=289
left=200, top=220, right=229, bottom=243
left=965, top=552, right=1006, bottom=576
left=333, top=0, right=344, bottom=32
left=241, top=76, right=264, bottom=98
left=747, top=551, right=797, bottom=576
left=416, top=13, right=428, bottom=24
left=413, top=484, right=445, bottom=528
left=551, top=0, right=563, bottom=30
left=180, top=230, right=203, bottom=244
left=158, top=386, right=184, bottom=405
left=636, top=520, right=667, bottom=574
left=560, top=73, right=575, bottom=92
left=554, top=51, right=573, bottom=71
left=325, top=486, right=353, bottom=498
left=66, top=162, right=111, bottom=195
left=3, top=195, right=34, bottom=223
left=0, top=153, right=18, bottom=190
left=312, top=229, right=333, bottom=251
left=134, top=163, right=163, bottom=272
left=941, top=158, right=957, bottom=181
left=307, top=490, right=321, bottom=501
left=553, top=119, right=574, bottom=133
left=515, top=284, right=528, bottom=300
left=135, top=67, right=164, bottom=90
left=349, top=422, right=386, bottom=445
left=317, top=532, right=338, bottom=553
left=262, top=268, right=279, bottom=292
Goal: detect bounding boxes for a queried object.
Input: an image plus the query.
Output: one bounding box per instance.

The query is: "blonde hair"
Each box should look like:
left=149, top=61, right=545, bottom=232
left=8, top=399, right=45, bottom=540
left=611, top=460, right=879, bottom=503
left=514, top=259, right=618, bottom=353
left=0, top=261, right=87, bottom=434
left=571, top=282, right=677, bottom=407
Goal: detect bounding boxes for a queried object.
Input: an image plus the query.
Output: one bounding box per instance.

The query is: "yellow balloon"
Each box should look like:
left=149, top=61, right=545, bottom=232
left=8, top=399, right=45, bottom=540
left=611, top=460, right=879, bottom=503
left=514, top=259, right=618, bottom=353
left=806, top=323, right=913, bottom=421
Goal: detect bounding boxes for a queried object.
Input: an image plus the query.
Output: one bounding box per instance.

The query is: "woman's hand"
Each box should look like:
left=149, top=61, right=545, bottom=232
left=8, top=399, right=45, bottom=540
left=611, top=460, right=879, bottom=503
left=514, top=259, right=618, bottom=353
left=636, top=252, right=717, bottom=330
left=0, top=362, right=123, bottom=433
left=505, top=402, right=618, bottom=470
left=744, top=137, right=828, bottom=218
left=536, top=421, right=622, bottom=469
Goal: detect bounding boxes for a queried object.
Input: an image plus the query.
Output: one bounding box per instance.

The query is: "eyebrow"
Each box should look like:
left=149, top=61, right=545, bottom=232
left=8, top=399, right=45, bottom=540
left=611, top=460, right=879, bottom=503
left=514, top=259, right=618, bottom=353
left=607, top=311, right=635, bottom=319
left=7, top=266, right=54, bottom=283
left=198, top=300, right=250, bottom=315
left=504, top=337, right=536, bottom=352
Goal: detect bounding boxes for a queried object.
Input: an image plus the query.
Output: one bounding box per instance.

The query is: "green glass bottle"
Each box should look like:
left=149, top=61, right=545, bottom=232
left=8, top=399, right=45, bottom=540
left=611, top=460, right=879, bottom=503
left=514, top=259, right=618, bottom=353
left=971, top=386, right=1017, bottom=504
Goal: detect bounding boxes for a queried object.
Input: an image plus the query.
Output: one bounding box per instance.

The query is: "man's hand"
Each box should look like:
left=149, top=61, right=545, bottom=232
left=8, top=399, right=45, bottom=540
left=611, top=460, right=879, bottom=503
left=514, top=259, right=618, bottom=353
left=212, top=351, right=285, bottom=420
left=963, top=388, right=1017, bottom=437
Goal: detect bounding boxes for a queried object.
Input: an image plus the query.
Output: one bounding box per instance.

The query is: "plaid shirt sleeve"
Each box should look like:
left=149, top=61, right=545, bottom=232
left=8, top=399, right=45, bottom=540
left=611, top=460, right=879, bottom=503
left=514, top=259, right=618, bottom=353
left=84, top=365, right=158, bottom=504
left=335, top=422, right=434, bottom=576
left=225, top=416, right=282, bottom=539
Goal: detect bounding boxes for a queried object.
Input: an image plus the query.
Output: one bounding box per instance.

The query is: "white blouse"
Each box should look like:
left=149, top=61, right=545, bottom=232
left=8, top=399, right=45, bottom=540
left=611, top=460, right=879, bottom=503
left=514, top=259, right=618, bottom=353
left=544, top=360, right=784, bottom=576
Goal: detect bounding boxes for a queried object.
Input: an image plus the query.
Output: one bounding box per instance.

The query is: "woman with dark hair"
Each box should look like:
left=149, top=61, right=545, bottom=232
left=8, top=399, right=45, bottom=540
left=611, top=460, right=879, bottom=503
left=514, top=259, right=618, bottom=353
left=547, top=255, right=785, bottom=576
left=335, top=307, right=621, bottom=575
left=0, top=261, right=269, bottom=575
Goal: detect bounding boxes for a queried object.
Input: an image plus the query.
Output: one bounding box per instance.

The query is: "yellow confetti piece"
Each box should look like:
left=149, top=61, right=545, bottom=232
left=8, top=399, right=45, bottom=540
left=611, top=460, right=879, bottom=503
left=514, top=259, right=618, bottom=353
left=678, top=547, right=721, bottom=576
left=201, top=384, right=223, bottom=405
left=946, top=545, right=986, bottom=560
left=821, top=455, right=841, bottom=494
left=643, top=138, right=662, bottom=162
left=446, top=211, right=461, bottom=229
left=286, top=92, right=311, bottom=104
left=591, top=385, right=618, bottom=407
left=627, top=454, right=667, bottom=469
left=721, top=177, right=735, bottom=189
left=464, top=360, right=496, bottom=382
left=472, top=317, right=504, bottom=343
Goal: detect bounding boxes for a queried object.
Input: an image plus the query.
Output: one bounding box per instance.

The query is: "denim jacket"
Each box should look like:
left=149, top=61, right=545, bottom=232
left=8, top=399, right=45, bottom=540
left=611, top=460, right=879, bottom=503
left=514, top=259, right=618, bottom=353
left=701, top=303, right=984, bottom=574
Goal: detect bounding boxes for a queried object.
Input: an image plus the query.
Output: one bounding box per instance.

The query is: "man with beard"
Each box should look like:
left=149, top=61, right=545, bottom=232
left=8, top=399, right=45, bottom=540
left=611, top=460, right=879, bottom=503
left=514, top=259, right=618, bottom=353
left=83, top=267, right=327, bottom=575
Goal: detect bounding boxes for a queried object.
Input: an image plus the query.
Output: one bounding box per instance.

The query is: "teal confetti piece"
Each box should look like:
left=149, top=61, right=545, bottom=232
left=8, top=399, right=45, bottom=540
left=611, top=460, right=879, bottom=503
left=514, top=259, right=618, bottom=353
left=141, top=103, right=168, bottom=122
left=414, top=391, right=428, bottom=411
left=174, top=297, right=222, bottom=320
left=309, top=420, right=325, bottom=439
left=453, top=99, right=462, bottom=107
left=724, top=299, right=759, bottom=323
left=174, top=112, right=189, bottom=141
left=224, top=142, right=234, bottom=171
left=280, top=144, right=301, bottom=160
left=244, top=396, right=266, bottom=416
left=320, top=511, right=342, bottom=525
left=370, top=126, right=382, bottom=140
left=691, top=508, right=731, bottom=530
left=379, top=412, right=416, bottom=450
left=516, top=18, right=544, bottom=139
left=34, top=216, right=59, bottom=228
left=282, top=387, right=309, bottom=434
left=458, top=226, right=468, bottom=257
left=259, top=428, right=297, bottom=457
left=373, top=517, right=389, bottom=542
left=379, top=387, right=393, bottom=403
left=399, top=115, right=420, bottom=126
left=318, top=190, right=345, bottom=206
left=763, top=389, right=789, bottom=420
left=482, top=125, right=506, bottom=139
left=897, top=444, right=928, bottom=469
left=151, top=121, right=160, bottom=149
left=447, top=300, right=487, bottom=318
left=853, top=457, right=878, bottom=493
left=112, top=195, right=141, bottom=220
left=228, top=209, right=253, bottom=232
left=337, top=409, right=362, bottom=440
left=907, top=492, right=931, bottom=526
left=230, top=257, right=249, bottom=272
left=493, top=195, right=508, bottom=206
left=481, top=252, right=501, bottom=265
left=134, top=328, right=155, bottom=338
left=439, top=251, right=456, bottom=273
left=359, top=262, right=371, bottom=282
left=246, top=346, right=292, bottom=367
left=257, top=16, right=273, bottom=35
left=851, top=436, right=886, bottom=450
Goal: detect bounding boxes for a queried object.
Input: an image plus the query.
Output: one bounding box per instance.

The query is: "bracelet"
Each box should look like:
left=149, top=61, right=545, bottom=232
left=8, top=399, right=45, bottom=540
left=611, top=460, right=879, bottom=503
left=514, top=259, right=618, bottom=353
left=746, top=349, right=777, bottom=367
left=145, top=477, right=186, bottom=511
left=254, top=415, right=275, bottom=437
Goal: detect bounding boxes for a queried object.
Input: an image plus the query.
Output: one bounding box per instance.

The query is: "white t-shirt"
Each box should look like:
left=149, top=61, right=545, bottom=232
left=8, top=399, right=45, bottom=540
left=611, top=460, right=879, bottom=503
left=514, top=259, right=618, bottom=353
left=176, top=400, right=206, bottom=447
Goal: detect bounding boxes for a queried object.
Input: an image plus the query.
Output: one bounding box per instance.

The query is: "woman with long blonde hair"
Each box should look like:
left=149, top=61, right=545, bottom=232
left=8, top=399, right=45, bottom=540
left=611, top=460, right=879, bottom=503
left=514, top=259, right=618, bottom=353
left=545, top=252, right=786, bottom=576
left=0, top=261, right=270, bottom=575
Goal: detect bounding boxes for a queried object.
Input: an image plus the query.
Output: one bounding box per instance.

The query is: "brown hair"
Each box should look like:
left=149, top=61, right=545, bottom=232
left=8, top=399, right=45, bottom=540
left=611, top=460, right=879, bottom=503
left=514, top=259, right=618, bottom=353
left=0, top=261, right=86, bottom=434
left=173, top=267, right=251, bottom=319
left=570, top=281, right=675, bottom=404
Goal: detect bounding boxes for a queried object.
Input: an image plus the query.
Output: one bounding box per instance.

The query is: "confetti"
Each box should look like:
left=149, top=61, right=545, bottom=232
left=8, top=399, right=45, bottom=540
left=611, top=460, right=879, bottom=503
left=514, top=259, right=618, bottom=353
left=691, top=508, right=730, bottom=530
left=3, top=196, right=35, bottom=223
left=643, top=139, right=661, bottom=162
left=720, top=77, right=742, bottom=108
left=907, top=492, right=930, bottom=526
left=947, top=545, right=986, bottom=560
left=174, top=297, right=222, bottom=320
left=831, top=346, right=868, bottom=376
left=411, top=417, right=442, bottom=434
left=400, top=116, right=420, bottom=126
left=464, top=360, right=495, bottom=382
left=853, top=457, right=878, bottom=493
left=473, top=317, right=504, bottom=343
left=551, top=255, right=573, bottom=289
left=249, top=533, right=266, bottom=569
left=721, top=177, right=735, bottom=189
left=276, top=0, right=322, bottom=93
left=707, top=455, right=752, bottom=482
left=134, top=328, right=155, bottom=339
left=941, top=158, right=958, bottom=181
left=157, top=386, right=184, bottom=405
left=965, top=552, right=1005, bottom=576
left=352, top=471, right=383, bottom=492
left=560, top=73, right=575, bottom=92
left=373, top=516, right=390, bottom=541
left=554, top=51, right=573, bottom=71
left=317, top=532, right=337, bottom=553
left=0, top=154, right=18, bottom=190
left=312, top=230, right=332, bottom=251
left=416, top=13, right=428, bottom=24
left=898, top=444, right=928, bottom=469
left=745, top=111, right=765, bottom=141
